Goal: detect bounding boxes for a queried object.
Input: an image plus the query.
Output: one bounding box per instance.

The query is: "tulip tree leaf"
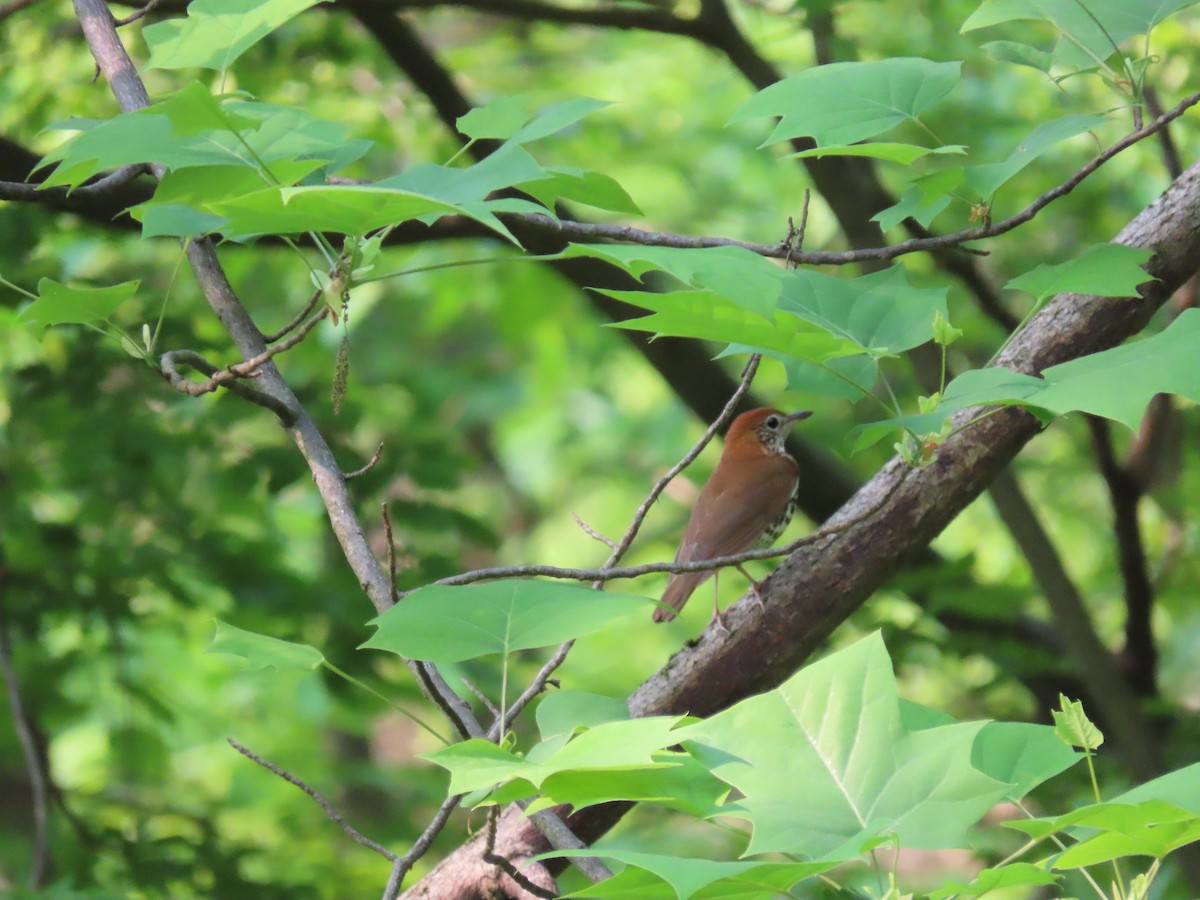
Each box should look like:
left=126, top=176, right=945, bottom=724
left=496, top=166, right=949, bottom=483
left=421, top=716, right=687, bottom=795
left=19, top=279, right=140, bottom=328
left=1006, top=243, right=1154, bottom=301
left=535, top=850, right=842, bottom=900
left=209, top=620, right=324, bottom=671
left=458, top=96, right=610, bottom=143
left=778, top=266, right=949, bottom=357
left=678, top=632, right=1009, bottom=858
left=928, top=863, right=1061, bottom=899
left=971, top=722, right=1082, bottom=801
left=361, top=580, right=649, bottom=663
left=964, top=114, right=1110, bottom=199
left=144, top=0, right=323, bottom=71
left=790, top=142, right=966, bottom=165
left=601, top=288, right=864, bottom=363
left=730, top=58, right=961, bottom=147
left=536, top=690, right=630, bottom=739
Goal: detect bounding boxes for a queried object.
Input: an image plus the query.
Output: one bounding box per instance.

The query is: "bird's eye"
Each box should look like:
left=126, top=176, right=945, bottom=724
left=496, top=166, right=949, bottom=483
left=766, top=415, right=780, bottom=429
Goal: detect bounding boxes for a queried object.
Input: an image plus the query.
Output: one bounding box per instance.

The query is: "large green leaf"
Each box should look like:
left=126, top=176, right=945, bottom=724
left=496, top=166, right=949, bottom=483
left=144, top=0, right=323, bottom=71
left=19, top=279, right=139, bottom=329
left=778, top=266, right=949, bottom=356
left=562, top=244, right=787, bottom=318
left=361, top=580, right=649, bottom=663
left=422, top=716, right=687, bottom=794
left=38, top=89, right=369, bottom=190
left=928, top=863, right=1060, bottom=899
left=679, top=633, right=1008, bottom=857
left=208, top=620, right=324, bottom=671
left=458, top=96, right=610, bottom=143
left=964, top=114, right=1110, bottom=200
left=730, top=58, right=961, bottom=147
left=1006, top=243, right=1154, bottom=300
left=963, top=0, right=1200, bottom=66
left=536, top=690, right=630, bottom=739
left=602, top=288, right=864, bottom=362
left=971, top=722, right=1082, bottom=801
left=538, top=850, right=840, bottom=900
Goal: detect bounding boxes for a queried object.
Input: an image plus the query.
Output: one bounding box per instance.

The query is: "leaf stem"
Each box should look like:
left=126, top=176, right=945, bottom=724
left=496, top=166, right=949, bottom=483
left=322, top=661, right=451, bottom=745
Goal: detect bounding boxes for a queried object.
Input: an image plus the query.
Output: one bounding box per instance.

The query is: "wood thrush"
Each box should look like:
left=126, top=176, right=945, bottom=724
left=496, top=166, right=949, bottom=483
left=653, top=407, right=812, bottom=623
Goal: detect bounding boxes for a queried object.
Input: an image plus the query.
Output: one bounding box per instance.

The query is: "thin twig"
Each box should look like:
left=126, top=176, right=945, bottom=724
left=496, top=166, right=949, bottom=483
left=0, top=605, right=49, bottom=888
left=227, top=738, right=398, bottom=861
left=159, top=350, right=298, bottom=424
left=384, top=793, right=462, bottom=897
left=483, top=808, right=558, bottom=899
left=112, top=0, right=160, bottom=26
left=345, top=442, right=385, bottom=479
left=462, top=677, right=501, bottom=720
left=524, top=804, right=613, bottom=882
left=571, top=512, right=617, bottom=548
left=263, top=288, right=323, bottom=343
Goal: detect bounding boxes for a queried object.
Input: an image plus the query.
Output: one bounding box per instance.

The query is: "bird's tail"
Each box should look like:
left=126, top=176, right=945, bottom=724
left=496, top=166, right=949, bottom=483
left=652, top=570, right=712, bottom=622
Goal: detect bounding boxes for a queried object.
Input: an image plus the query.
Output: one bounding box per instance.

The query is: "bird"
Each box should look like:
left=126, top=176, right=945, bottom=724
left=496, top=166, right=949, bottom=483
left=653, top=407, right=812, bottom=624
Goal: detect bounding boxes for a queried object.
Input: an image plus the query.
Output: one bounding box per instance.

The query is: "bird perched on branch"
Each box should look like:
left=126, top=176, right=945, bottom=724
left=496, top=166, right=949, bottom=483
left=653, top=407, right=812, bottom=624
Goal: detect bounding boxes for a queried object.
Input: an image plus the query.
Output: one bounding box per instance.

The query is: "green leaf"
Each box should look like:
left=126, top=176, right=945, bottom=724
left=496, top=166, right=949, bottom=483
left=38, top=94, right=368, bottom=190
left=529, top=751, right=730, bottom=817
left=963, top=0, right=1200, bottom=63
left=679, top=632, right=1008, bottom=857
left=536, top=690, right=630, bottom=739
left=20, top=279, right=139, bottom=328
left=778, top=266, right=949, bottom=357
left=1109, top=761, right=1200, bottom=814
left=1032, top=308, right=1200, bottom=429
left=209, top=620, right=324, bottom=671
left=982, top=40, right=1055, bottom=73
left=512, top=97, right=611, bottom=143
left=850, top=366, right=1046, bottom=452
left=457, top=96, right=531, bottom=141
left=790, top=143, right=966, bottom=165
left=562, top=244, right=787, bottom=318
left=144, top=0, right=323, bottom=71
left=602, top=288, right=863, bottom=363
left=1006, top=244, right=1154, bottom=301
left=964, top=114, right=1110, bottom=199
left=780, top=355, right=879, bottom=400
left=519, top=168, right=642, bottom=215
left=361, top=580, right=649, bottom=663
left=872, top=182, right=954, bottom=231
left=971, top=722, right=1082, bottom=801
left=730, top=58, right=961, bottom=147
left=928, top=863, right=1060, bottom=899
left=1052, top=694, right=1104, bottom=750
left=539, top=851, right=839, bottom=900
left=422, top=716, right=687, bottom=795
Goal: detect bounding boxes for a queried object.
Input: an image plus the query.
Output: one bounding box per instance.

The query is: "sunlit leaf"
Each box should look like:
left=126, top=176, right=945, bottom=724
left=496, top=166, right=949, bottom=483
left=361, top=580, right=649, bottom=662
left=144, top=0, right=323, bottom=71
left=20, top=279, right=139, bottom=328
left=679, top=632, right=1008, bottom=857
left=790, top=143, right=966, bottom=165
left=209, top=620, right=324, bottom=671
left=928, top=863, right=1060, bottom=898
left=730, top=58, right=961, bottom=147
left=1006, top=244, right=1154, bottom=301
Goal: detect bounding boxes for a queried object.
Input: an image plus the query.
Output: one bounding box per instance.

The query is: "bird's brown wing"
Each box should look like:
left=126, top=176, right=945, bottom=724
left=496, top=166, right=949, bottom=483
left=654, top=455, right=798, bottom=622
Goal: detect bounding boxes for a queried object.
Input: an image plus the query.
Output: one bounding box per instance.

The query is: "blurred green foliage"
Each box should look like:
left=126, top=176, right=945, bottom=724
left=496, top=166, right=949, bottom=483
left=1, top=0, right=1199, bottom=897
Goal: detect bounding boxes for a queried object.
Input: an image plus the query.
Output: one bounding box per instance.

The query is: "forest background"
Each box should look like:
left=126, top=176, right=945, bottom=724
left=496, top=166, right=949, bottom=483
left=2, top=0, right=1200, bottom=898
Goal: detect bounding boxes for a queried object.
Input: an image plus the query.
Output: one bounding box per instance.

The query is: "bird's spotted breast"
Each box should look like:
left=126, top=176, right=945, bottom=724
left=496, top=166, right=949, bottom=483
left=755, top=484, right=797, bottom=548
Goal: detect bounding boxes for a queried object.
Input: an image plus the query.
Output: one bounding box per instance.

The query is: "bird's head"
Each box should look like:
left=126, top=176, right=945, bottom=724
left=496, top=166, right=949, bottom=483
left=727, top=407, right=813, bottom=456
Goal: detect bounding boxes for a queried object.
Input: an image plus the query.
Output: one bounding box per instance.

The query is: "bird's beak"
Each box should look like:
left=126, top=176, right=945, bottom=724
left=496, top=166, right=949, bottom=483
left=781, top=410, right=814, bottom=426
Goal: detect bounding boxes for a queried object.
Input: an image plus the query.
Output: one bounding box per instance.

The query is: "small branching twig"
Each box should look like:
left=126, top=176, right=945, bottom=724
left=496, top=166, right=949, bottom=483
left=463, top=677, right=501, bottom=721
left=0, top=605, right=49, bottom=888
left=112, top=0, right=161, bottom=26
left=345, top=442, right=385, bottom=480
left=571, top=512, right=617, bottom=549
left=264, top=288, right=324, bottom=343
left=483, top=808, right=559, bottom=899
left=383, top=793, right=463, bottom=898
left=228, top=738, right=397, bottom=861
left=159, top=350, right=297, bottom=424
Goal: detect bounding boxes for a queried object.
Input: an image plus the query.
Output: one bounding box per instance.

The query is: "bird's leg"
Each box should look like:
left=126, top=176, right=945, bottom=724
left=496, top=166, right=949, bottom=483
left=736, top=563, right=768, bottom=612
left=709, top=571, right=731, bottom=634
